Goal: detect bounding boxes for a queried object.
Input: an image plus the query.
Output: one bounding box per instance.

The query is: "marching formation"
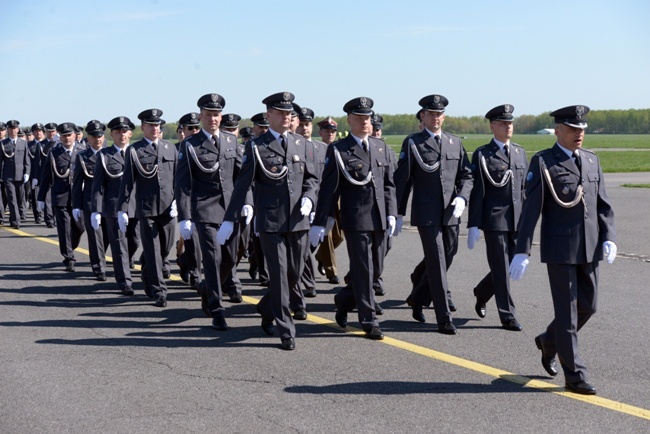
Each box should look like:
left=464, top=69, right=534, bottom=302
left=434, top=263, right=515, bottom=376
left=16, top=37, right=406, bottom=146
left=0, top=93, right=617, bottom=395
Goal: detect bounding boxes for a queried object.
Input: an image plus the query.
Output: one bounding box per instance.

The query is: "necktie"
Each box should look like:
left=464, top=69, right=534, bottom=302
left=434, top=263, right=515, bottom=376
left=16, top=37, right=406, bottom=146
left=503, top=144, right=509, bottom=157
left=361, top=140, right=368, bottom=153
left=67, top=150, right=72, bottom=157
left=279, top=134, right=286, bottom=150
left=573, top=151, right=581, bottom=171
left=434, top=135, right=441, bottom=146
left=120, top=149, right=124, bottom=158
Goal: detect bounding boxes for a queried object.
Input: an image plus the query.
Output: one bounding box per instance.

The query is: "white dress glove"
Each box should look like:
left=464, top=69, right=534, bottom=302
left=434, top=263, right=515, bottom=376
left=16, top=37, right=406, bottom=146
left=394, top=215, right=404, bottom=236
left=300, top=197, right=313, bottom=216
left=387, top=215, right=396, bottom=237
left=117, top=211, right=129, bottom=233
left=72, top=208, right=82, bottom=221
left=241, top=205, right=254, bottom=226
left=37, top=201, right=45, bottom=212
left=603, top=241, right=617, bottom=264
left=309, top=212, right=315, bottom=224
left=325, top=217, right=335, bottom=233
left=31, top=178, right=38, bottom=189
left=169, top=200, right=178, bottom=218
left=509, top=253, right=530, bottom=281
left=309, top=225, right=325, bottom=247
left=451, top=197, right=466, bottom=218
left=91, top=212, right=102, bottom=230
left=216, top=221, right=234, bottom=245
left=179, top=220, right=194, bottom=240
left=23, top=174, right=29, bottom=184
left=467, top=227, right=480, bottom=250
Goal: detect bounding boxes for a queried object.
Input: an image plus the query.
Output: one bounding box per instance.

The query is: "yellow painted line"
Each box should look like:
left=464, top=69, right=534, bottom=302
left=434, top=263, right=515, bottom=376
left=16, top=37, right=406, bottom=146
left=6, top=225, right=650, bottom=420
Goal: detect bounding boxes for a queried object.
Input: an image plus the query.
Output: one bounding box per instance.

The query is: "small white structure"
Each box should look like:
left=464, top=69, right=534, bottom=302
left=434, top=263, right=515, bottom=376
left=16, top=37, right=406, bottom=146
left=537, top=128, right=555, bottom=135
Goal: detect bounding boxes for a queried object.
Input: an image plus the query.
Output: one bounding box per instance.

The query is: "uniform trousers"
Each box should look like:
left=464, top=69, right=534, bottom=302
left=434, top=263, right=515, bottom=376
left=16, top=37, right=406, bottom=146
left=54, top=206, right=84, bottom=265
left=139, top=213, right=175, bottom=298
left=539, top=262, right=598, bottom=383
left=473, top=230, right=517, bottom=323
left=106, top=217, right=133, bottom=289
left=30, top=183, right=42, bottom=222
left=82, top=210, right=108, bottom=275
left=258, top=231, right=309, bottom=340
left=4, top=180, right=24, bottom=227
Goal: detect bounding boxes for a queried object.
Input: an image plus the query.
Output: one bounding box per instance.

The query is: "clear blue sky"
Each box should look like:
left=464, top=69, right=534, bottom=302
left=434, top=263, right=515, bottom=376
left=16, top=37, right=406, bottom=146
left=2, top=0, right=649, bottom=126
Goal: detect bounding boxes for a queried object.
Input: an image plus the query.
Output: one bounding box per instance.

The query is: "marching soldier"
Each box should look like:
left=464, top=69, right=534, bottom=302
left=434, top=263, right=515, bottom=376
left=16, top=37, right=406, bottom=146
left=509, top=105, right=616, bottom=395
left=0, top=122, right=5, bottom=225
left=0, top=120, right=31, bottom=229
left=310, top=97, right=397, bottom=341
left=36, top=123, right=61, bottom=228
left=467, top=104, right=528, bottom=331
left=393, top=94, right=473, bottom=335
left=37, top=123, right=85, bottom=271
left=217, top=91, right=319, bottom=350
left=72, top=120, right=109, bottom=281
left=117, top=109, right=178, bottom=307
left=91, top=116, right=139, bottom=295
left=176, top=94, right=246, bottom=330
left=28, top=123, right=46, bottom=224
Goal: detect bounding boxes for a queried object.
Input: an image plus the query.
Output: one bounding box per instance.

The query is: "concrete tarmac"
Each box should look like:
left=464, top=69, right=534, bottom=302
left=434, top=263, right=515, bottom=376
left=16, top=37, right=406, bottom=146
left=1, top=172, right=649, bottom=433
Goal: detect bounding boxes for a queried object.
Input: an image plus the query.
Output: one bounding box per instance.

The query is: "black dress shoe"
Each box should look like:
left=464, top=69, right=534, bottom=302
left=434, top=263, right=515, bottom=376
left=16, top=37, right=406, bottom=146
left=154, top=296, right=167, bottom=307
left=317, top=262, right=326, bottom=276
left=179, top=268, right=189, bottom=283
left=190, top=276, right=201, bottom=290
left=328, top=275, right=340, bottom=284
left=535, top=335, right=558, bottom=376
left=35, top=217, right=42, bottom=224
left=248, top=268, right=258, bottom=280
left=212, top=314, right=228, bottom=331
left=335, top=308, right=348, bottom=328
left=162, top=270, right=171, bottom=279
left=448, top=299, right=457, bottom=312
left=565, top=380, right=596, bottom=395
left=303, top=287, right=317, bottom=298
left=11, top=224, right=20, bottom=229
left=374, top=287, right=385, bottom=296
left=375, top=302, right=384, bottom=316
left=46, top=222, right=54, bottom=228
left=411, top=304, right=425, bottom=323
left=438, top=322, right=457, bottom=335
left=475, top=297, right=486, bottom=318
left=280, top=337, right=295, bottom=351
left=229, top=292, right=243, bottom=303
left=364, top=327, right=384, bottom=340
left=261, top=320, right=275, bottom=336
left=144, top=285, right=154, bottom=299
left=96, top=273, right=107, bottom=282
left=502, top=318, right=522, bottom=331
left=121, top=286, right=134, bottom=296
left=293, top=308, right=307, bottom=320
left=65, top=264, right=75, bottom=272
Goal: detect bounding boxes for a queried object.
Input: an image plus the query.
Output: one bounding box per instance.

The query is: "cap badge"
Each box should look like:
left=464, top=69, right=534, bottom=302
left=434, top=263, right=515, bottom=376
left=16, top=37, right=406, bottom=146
left=562, top=186, right=569, bottom=195
left=119, top=117, right=124, bottom=123
left=228, top=114, right=233, bottom=121
left=301, top=107, right=307, bottom=115
left=283, top=92, right=291, bottom=101
left=504, top=104, right=511, bottom=113
left=433, top=95, right=440, bottom=104
left=576, top=105, right=585, bottom=116
left=152, top=109, right=158, bottom=117
left=360, top=97, right=368, bottom=107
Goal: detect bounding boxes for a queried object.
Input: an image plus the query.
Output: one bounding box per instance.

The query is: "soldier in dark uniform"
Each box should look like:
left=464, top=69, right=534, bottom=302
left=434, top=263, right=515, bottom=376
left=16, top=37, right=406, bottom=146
left=467, top=104, right=528, bottom=331
left=117, top=109, right=178, bottom=307
left=313, top=117, right=344, bottom=285
left=217, top=92, right=319, bottom=350
left=239, top=127, right=252, bottom=143
left=91, top=116, right=139, bottom=295
left=0, top=120, right=31, bottom=229
left=509, top=105, right=616, bottom=395
left=176, top=94, right=247, bottom=330
left=37, top=122, right=85, bottom=271
left=72, top=120, right=109, bottom=281
left=393, top=95, right=473, bottom=335
left=36, top=123, right=61, bottom=228
left=28, top=123, right=46, bottom=224
left=0, top=122, right=6, bottom=225
left=175, top=112, right=203, bottom=289
left=310, top=97, right=397, bottom=341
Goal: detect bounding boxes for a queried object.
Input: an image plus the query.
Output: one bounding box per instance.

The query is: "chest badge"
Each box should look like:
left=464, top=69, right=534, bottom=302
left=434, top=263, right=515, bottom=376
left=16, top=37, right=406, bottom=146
left=562, top=186, right=570, bottom=194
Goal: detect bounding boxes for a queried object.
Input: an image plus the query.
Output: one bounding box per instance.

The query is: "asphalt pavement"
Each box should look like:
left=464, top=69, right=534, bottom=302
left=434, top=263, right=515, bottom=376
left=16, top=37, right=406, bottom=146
left=1, top=172, right=649, bottom=433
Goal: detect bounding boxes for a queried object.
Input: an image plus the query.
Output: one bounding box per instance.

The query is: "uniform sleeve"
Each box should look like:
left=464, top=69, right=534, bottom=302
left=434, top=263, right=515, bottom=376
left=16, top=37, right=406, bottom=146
left=175, top=140, right=192, bottom=222
left=117, top=147, right=135, bottom=213
left=467, top=148, right=484, bottom=228
left=91, top=153, right=105, bottom=214
left=393, top=136, right=414, bottom=216
left=384, top=146, right=397, bottom=217
left=71, top=154, right=84, bottom=209
left=224, top=141, right=256, bottom=222
left=514, top=154, right=544, bottom=255
left=595, top=159, right=616, bottom=243
left=455, top=141, right=474, bottom=201
left=313, top=144, right=340, bottom=226
left=37, top=152, right=53, bottom=202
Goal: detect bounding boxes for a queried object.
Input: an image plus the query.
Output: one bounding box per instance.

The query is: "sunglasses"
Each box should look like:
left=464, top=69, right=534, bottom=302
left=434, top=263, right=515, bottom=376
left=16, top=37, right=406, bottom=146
left=186, top=126, right=200, bottom=131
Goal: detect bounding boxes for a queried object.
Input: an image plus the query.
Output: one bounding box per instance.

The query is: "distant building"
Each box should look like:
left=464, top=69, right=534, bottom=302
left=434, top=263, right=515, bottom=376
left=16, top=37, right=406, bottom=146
left=537, top=128, right=555, bottom=135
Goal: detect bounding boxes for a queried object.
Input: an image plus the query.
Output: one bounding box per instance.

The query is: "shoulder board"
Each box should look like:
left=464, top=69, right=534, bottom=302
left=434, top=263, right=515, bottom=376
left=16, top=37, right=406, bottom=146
left=535, top=148, right=553, bottom=157
left=580, top=148, right=597, bottom=156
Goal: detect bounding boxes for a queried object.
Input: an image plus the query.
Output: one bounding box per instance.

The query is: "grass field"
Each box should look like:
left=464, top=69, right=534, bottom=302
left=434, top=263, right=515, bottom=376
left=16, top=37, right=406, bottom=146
left=382, top=134, right=650, bottom=173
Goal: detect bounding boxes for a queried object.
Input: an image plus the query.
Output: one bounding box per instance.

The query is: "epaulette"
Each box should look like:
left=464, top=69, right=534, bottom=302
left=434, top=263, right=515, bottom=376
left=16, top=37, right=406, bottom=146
left=580, top=148, right=597, bottom=156
left=535, top=148, right=553, bottom=157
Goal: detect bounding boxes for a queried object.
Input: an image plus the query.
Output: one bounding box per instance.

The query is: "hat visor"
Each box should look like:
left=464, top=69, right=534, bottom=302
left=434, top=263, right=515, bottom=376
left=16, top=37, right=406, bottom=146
left=143, top=120, right=163, bottom=125
left=424, top=108, right=445, bottom=113
left=564, top=121, right=588, bottom=130
left=88, top=132, right=104, bottom=137
left=349, top=109, right=373, bottom=116
left=59, top=131, right=74, bottom=136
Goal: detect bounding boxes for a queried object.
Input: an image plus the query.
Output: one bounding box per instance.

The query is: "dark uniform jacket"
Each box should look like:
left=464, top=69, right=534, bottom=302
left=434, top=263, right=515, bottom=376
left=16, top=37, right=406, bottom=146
left=515, top=144, right=616, bottom=264
left=394, top=130, right=473, bottom=227
left=313, top=135, right=397, bottom=232
left=27, top=139, right=41, bottom=181
left=117, top=138, right=177, bottom=218
left=91, top=145, right=135, bottom=218
left=175, top=130, right=243, bottom=224
left=467, top=139, right=528, bottom=231
left=37, top=145, right=80, bottom=207
left=0, top=137, right=30, bottom=182
left=37, top=138, right=61, bottom=183
left=310, top=139, right=328, bottom=181
left=225, top=130, right=318, bottom=233
left=72, top=148, right=100, bottom=212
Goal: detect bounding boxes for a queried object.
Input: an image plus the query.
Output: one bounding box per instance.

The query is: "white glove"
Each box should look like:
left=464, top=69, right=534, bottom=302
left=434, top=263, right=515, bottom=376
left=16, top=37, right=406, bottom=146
left=300, top=197, right=313, bottom=216
left=603, top=241, right=617, bottom=264
left=32, top=178, right=38, bottom=189
left=387, top=215, right=396, bottom=237
left=91, top=212, right=102, bottom=230
left=309, top=212, right=315, bottom=224
left=169, top=200, right=178, bottom=218
left=241, top=204, right=253, bottom=226
left=23, top=174, right=29, bottom=184
left=37, top=201, right=45, bottom=211
left=216, top=220, right=234, bottom=245
left=118, top=211, right=129, bottom=233
left=309, top=225, right=325, bottom=247
left=451, top=197, right=466, bottom=218
left=72, top=208, right=82, bottom=221
left=394, top=215, right=404, bottom=236
left=467, top=227, right=480, bottom=250
left=325, top=216, right=335, bottom=233
left=509, top=253, right=530, bottom=281
left=179, top=220, right=194, bottom=240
